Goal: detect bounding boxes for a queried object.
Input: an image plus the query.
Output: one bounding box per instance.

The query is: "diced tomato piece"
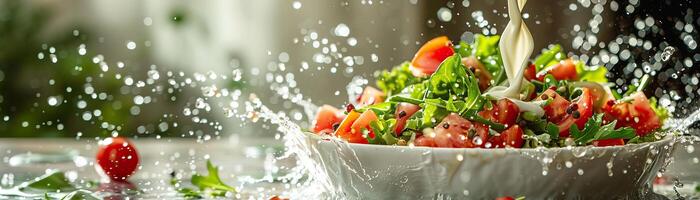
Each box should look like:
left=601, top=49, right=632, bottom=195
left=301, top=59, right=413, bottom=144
left=357, top=86, right=385, bottom=107
left=312, top=105, right=345, bottom=134
left=334, top=111, right=364, bottom=143
left=537, top=88, right=571, bottom=123
left=410, top=36, right=455, bottom=77
left=536, top=59, right=577, bottom=81
left=557, top=88, right=594, bottom=137
left=413, top=135, right=437, bottom=147
left=394, top=103, right=421, bottom=135
left=489, top=125, right=524, bottom=148
left=432, top=113, right=489, bottom=148
left=346, top=110, right=379, bottom=143
left=462, top=56, right=492, bottom=90
left=602, top=92, right=661, bottom=136
left=495, top=197, right=515, bottom=200
left=524, top=63, right=537, bottom=81
left=479, top=99, right=520, bottom=126
left=592, top=138, right=625, bottom=147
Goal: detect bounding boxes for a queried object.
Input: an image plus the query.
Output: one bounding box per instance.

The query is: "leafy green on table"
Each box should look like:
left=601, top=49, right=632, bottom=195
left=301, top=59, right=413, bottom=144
left=171, top=160, right=237, bottom=199
left=59, top=190, right=99, bottom=200
left=19, top=171, right=76, bottom=194
left=570, top=114, right=636, bottom=145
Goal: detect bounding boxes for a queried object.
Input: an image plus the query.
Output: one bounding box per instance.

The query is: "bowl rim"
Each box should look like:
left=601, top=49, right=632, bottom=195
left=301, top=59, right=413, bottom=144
left=303, top=131, right=675, bottom=153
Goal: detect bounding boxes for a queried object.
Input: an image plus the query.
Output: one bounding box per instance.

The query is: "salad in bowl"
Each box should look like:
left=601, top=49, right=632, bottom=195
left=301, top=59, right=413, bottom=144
left=311, top=35, right=669, bottom=149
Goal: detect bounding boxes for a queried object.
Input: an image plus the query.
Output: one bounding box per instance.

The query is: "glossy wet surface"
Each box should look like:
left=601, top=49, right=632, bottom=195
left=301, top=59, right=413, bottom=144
left=0, top=137, right=698, bottom=199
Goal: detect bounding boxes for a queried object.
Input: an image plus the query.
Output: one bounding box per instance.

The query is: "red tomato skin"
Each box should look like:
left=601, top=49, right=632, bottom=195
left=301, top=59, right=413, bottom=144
left=410, top=36, right=455, bottom=77
left=592, top=138, right=625, bottom=147
left=432, top=113, right=490, bottom=148
left=394, top=103, right=421, bottom=135
left=335, top=111, right=363, bottom=143
left=524, top=64, right=537, bottom=81
left=312, top=105, right=345, bottom=133
left=602, top=92, right=661, bottom=136
left=462, top=56, right=492, bottom=90
left=489, top=125, right=524, bottom=148
left=358, top=86, right=385, bottom=107
left=536, top=59, right=577, bottom=81
left=479, top=99, right=520, bottom=126
left=495, top=197, right=515, bottom=200
left=413, top=135, right=437, bottom=147
left=96, top=137, right=140, bottom=182
left=557, top=88, right=594, bottom=137
left=342, top=110, right=378, bottom=143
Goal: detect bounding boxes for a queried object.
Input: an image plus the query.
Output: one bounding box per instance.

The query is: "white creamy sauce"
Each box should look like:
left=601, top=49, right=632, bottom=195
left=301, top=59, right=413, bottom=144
left=483, top=0, right=544, bottom=116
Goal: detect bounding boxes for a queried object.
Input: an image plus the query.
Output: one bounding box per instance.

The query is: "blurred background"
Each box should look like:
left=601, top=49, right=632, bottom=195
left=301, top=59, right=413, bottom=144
left=0, top=0, right=698, bottom=138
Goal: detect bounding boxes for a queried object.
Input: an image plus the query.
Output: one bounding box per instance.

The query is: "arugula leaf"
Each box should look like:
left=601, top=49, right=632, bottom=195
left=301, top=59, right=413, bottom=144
left=472, top=35, right=503, bottom=76
left=426, top=54, right=469, bottom=99
left=375, top=62, right=425, bottom=96
left=19, top=171, right=76, bottom=194
left=571, top=114, right=636, bottom=145
left=455, top=41, right=472, bottom=58
left=190, top=160, right=237, bottom=197
left=533, top=44, right=563, bottom=71
left=421, top=99, right=451, bottom=128
left=574, top=60, right=608, bottom=83
left=60, top=190, right=99, bottom=200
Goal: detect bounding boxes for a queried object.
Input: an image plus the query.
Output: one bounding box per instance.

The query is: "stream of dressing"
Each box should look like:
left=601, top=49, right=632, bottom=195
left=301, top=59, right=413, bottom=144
left=483, top=0, right=545, bottom=117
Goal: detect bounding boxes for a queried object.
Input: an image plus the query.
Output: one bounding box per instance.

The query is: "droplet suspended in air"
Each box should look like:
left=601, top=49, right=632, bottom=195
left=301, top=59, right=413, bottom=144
left=661, top=46, right=675, bottom=61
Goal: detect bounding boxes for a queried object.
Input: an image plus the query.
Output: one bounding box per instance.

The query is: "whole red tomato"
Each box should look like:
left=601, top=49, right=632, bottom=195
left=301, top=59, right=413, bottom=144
left=96, top=137, right=140, bottom=182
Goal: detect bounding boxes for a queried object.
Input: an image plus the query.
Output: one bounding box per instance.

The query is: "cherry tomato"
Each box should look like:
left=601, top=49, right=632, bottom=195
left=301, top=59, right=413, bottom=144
left=524, top=63, right=537, bottom=81
left=556, top=88, right=594, bottom=137
left=410, top=36, right=455, bottom=77
left=357, top=86, right=385, bottom=107
left=393, top=103, right=421, bottom=135
left=602, top=92, right=661, bottom=136
left=462, top=56, right=492, bottom=90
left=536, top=59, right=577, bottom=81
left=489, top=125, right=524, bottom=148
left=592, top=138, right=625, bottom=147
left=96, top=137, right=140, bottom=182
left=312, top=105, right=345, bottom=134
left=478, top=99, right=520, bottom=126
left=334, top=111, right=363, bottom=143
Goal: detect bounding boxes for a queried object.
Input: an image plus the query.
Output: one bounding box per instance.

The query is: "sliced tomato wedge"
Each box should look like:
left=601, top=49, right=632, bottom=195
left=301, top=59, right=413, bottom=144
left=394, top=103, right=421, bottom=135
left=312, top=105, right=345, bottom=134
left=347, top=110, right=379, bottom=143
left=409, top=36, right=455, bottom=77
left=413, top=135, right=437, bottom=147
left=537, top=88, right=571, bottom=123
left=432, top=113, right=490, bottom=148
left=592, top=138, right=625, bottom=147
left=602, top=92, right=661, bottom=136
left=334, top=111, right=363, bottom=143
left=357, top=86, right=385, bottom=107
left=557, top=88, right=594, bottom=137
left=489, top=125, right=524, bottom=148
left=536, top=59, right=577, bottom=81
left=479, top=99, right=520, bottom=126
left=462, top=56, right=492, bottom=90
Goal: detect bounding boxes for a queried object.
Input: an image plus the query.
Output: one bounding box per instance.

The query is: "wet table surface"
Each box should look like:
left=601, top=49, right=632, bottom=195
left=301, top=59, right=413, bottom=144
left=0, top=136, right=698, bottom=199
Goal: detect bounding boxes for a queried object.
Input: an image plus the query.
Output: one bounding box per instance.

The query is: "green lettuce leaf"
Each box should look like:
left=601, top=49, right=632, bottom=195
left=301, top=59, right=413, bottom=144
left=190, top=160, right=237, bottom=197
left=575, top=61, right=608, bottom=83
left=375, top=62, right=424, bottom=96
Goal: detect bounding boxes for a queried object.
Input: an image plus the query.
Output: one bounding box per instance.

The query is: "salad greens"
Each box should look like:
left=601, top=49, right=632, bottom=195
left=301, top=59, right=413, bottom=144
left=171, top=160, right=237, bottom=199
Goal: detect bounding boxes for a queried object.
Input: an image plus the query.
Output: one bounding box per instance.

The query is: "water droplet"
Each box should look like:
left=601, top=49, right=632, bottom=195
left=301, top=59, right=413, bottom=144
left=661, top=46, right=675, bottom=61
left=126, top=41, right=136, bottom=50
left=565, top=161, right=573, bottom=168
left=292, top=1, right=302, bottom=9
left=577, top=169, right=585, bottom=175
left=334, top=23, right=350, bottom=37
left=437, top=7, right=453, bottom=22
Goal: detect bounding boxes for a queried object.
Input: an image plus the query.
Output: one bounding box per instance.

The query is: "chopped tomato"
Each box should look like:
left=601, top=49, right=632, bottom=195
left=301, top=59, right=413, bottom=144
left=462, top=56, right=492, bottom=90
left=489, top=125, right=524, bottom=148
left=479, top=99, right=520, bottom=126
left=536, top=59, right=577, bottom=81
left=334, top=111, right=363, bottom=143
left=394, top=103, right=421, bottom=135
left=433, top=113, right=489, bottom=148
left=357, top=86, right=385, bottom=107
left=557, top=88, right=594, bottom=137
left=592, top=138, right=625, bottom=147
left=410, top=36, right=455, bottom=77
left=537, top=88, right=571, bottom=123
left=413, top=135, right=437, bottom=147
left=347, top=110, right=379, bottom=143
left=602, top=92, right=661, bottom=136
left=524, top=63, right=537, bottom=81
left=495, top=197, right=515, bottom=200
left=312, top=105, right=345, bottom=134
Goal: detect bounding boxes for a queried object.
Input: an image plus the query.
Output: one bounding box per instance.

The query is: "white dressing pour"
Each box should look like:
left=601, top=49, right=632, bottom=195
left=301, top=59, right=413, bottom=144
left=483, top=0, right=544, bottom=117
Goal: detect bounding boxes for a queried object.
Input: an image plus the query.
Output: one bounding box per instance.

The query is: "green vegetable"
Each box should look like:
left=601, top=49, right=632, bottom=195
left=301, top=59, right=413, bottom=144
left=472, top=35, right=503, bottom=76
left=421, top=99, right=451, bottom=128
left=649, top=97, right=670, bottom=124
left=376, top=62, right=425, bottom=96
left=533, top=44, right=563, bottom=71
left=575, top=61, right=608, bottom=83
left=59, top=190, right=99, bottom=200
left=426, top=54, right=470, bottom=99
left=190, top=160, right=237, bottom=197
left=570, top=114, right=636, bottom=145
left=19, top=171, right=76, bottom=194
left=455, top=41, right=472, bottom=58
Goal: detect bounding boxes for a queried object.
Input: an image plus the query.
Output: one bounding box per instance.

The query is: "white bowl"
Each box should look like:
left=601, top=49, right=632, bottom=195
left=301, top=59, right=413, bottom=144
left=303, top=132, right=676, bottom=199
